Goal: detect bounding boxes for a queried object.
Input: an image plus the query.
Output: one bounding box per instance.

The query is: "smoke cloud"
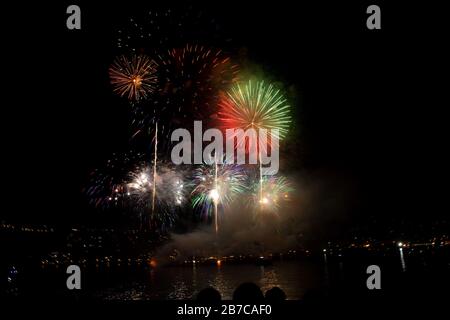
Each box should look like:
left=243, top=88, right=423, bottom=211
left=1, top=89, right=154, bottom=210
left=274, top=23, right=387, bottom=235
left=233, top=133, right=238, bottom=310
left=156, top=169, right=357, bottom=262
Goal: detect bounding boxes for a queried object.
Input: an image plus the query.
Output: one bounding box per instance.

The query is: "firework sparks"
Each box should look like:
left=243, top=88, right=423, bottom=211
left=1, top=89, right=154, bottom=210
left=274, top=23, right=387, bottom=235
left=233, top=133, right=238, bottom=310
left=115, top=8, right=229, bottom=54
left=84, top=150, right=188, bottom=232
left=129, top=44, right=239, bottom=151
left=127, top=166, right=153, bottom=206
left=158, top=44, right=239, bottom=117
left=191, top=162, right=247, bottom=230
left=109, top=54, right=158, bottom=101
left=218, top=79, right=292, bottom=205
left=84, top=151, right=145, bottom=210
left=250, top=175, right=293, bottom=213
left=218, top=79, right=291, bottom=145
left=174, top=178, right=185, bottom=205
left=151, top=122, right=158, bottom=223
left=126, top=162, right=188, bottom=230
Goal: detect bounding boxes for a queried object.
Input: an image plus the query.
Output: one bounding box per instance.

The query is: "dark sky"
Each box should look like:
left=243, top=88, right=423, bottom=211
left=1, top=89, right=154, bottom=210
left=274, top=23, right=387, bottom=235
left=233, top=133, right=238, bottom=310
left=1, top=1, right=447, bottom=234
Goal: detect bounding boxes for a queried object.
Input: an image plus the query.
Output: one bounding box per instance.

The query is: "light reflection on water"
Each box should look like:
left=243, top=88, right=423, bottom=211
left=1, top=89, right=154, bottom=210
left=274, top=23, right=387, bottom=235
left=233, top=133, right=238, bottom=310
left=399, top=248, right=407, bottom=272
left=101, top=261, right=323, bottom=300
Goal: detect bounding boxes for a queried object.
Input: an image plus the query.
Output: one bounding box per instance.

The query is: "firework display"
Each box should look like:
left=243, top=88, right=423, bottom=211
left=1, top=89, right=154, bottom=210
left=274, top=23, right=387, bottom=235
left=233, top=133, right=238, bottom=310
left=127, top=44, right=239, bottom=150
left=250, top=175, right=294, bottom=214
left=86, top=8, right=295, bottom=235
left=216, top=80, right=292, bottom=208
left=8, top=0, right=433, bottom=307
left=125, top=161, right=187, bottom=230
left=191, top=161, right=247, bottom=233
left=157, top=44, right=239, bottom=117
left=218, top=80, right=292, bottom=145
left=113, top=8, right=234, bottom=149
left=109, top=54, right=158, bottom=101
left=115, top=8, right=227, bottom=54
left=84, top=151, right=146, bottom=210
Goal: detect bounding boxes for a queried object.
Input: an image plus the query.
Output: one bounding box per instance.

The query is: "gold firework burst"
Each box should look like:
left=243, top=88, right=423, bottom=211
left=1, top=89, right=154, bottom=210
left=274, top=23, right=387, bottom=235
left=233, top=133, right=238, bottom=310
left=109, top=54, right=158, bottom=101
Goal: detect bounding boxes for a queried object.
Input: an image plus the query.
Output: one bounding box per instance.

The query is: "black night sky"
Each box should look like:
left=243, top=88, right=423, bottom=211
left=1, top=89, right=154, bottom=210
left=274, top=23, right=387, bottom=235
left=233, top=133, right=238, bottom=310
left=1, top=0, right=448, bottom=240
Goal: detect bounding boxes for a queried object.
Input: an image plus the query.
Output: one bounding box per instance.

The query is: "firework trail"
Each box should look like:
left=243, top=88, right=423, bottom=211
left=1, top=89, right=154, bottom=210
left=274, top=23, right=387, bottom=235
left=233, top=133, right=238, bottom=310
left=109, top=54, right=158, bottom=101
left=214, top=160, right=218, bottom=234
left=151, top=122, right=158, bottom=226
